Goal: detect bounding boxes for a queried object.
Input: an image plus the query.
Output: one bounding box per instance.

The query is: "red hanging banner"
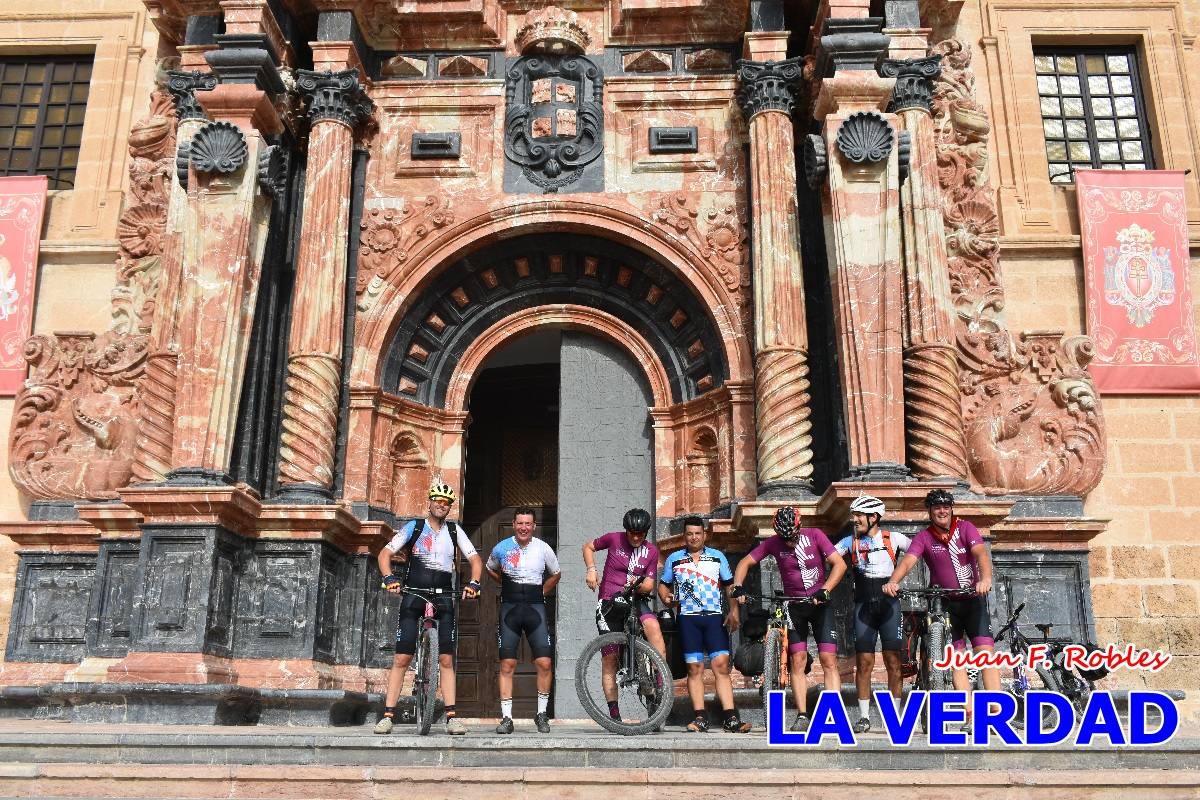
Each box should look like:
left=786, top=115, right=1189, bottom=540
left=1076, top=169, right=1199, bottom=393
left=0, top=176, right=48, bottom=396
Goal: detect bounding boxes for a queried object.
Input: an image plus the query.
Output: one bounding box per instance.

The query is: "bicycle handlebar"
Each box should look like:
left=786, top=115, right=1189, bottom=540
left=898, top=587, right=976, bottom=599
left=745, top=592, right=821, bottom=605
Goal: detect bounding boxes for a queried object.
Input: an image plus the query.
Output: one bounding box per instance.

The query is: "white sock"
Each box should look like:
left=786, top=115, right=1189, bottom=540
left=501, top=698, right=513, bottom=719
left=858, top=699, right=870, bottom=719
left=537, top=692, right=550, bottom=714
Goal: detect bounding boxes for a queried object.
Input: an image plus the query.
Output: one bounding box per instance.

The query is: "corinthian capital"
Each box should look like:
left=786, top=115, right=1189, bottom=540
left=735, top=57, right=805, bottom=120
left=880, top=56, right=942, bottom=113
left=296, top=69, right=374, bottom=128
left=166, top=70, right=218, bottom=121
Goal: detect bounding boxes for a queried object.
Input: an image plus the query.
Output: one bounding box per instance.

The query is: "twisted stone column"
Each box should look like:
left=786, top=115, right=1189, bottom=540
left=277, top=69, right=373, bottom=501
left=882, top=56, right=968, bottom=480
left=132, top=71, right=216, bottom=484
left=735, top=58, right=815, bottom=492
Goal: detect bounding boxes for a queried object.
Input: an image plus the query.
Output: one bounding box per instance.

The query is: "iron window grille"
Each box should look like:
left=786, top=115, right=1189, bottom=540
left=1033, top=46, right=1154, bottom=184
left=0, top=56, right=93, bottom=190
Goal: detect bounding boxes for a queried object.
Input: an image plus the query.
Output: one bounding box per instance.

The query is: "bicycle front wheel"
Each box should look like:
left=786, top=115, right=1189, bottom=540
left=575, top=633, right=673, bottom=735
left=761, top=627, right=785, bottom=717
left=415, top=625, right=440, bottom=735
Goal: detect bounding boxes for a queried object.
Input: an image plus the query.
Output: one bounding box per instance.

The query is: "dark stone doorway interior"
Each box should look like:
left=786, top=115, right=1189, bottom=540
left=457, top=339, right=560, bottom=718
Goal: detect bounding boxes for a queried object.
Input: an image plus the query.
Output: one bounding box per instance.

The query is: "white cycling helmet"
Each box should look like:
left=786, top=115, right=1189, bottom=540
left=849, top=495, right=886, bottom=518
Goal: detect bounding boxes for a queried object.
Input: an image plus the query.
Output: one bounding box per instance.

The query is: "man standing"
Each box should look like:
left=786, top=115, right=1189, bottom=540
left=732, top=505, right=846, bottom=732
left=375, top=483, right=484, bottom=736
left=834, top=495, right=911, bottom=734
left=883, top=489, right=1002, bottom=707
left=659, top=516, right=751, bottom=733
left=485, top=507, right=561, bottom=734
left=581, top=507, right=666, bottom=722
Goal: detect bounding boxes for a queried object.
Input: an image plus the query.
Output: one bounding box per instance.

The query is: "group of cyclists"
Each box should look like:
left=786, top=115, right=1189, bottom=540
left=373, top=482, right=999, bottom=736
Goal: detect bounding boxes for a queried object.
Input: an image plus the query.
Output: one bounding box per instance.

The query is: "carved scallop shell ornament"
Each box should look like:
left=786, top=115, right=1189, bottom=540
left=189, top=120, right=248, bottom=175
left=835, top=111, right=893, bottom=164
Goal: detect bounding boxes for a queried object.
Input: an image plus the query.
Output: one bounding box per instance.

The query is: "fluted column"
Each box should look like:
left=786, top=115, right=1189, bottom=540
left=735, top=56, right=815, bottom=494
left=132, top=71, right=217, bottom=484
left=276, top=69, right=373, bottom=501
left=882, top=56, right=969, bottom=480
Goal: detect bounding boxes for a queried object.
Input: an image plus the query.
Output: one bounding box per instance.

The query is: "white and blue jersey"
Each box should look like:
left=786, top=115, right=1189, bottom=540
left=660, top=547, right=733, bottom=615
left=486, top=536, right=560, bottom=586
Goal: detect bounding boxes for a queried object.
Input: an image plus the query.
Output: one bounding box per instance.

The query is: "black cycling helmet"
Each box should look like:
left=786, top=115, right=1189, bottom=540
left=622, top=507, right=653, bottom=534
left=772, top=505, right=800, bottom=541
left=924, top=489, right=955, bottom=508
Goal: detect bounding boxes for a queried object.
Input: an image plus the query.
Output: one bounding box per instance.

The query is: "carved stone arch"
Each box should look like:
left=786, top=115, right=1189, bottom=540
left=385, top=429, right=429, bottom=515
left=380, top=233, right=731, bottom=406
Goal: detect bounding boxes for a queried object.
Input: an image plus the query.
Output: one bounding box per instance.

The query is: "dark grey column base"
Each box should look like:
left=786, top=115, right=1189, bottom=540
left=273, top=483, right=335, bottom=505
left=755, top=480, right=818, bottom=500
left=27, top=501, right=81, bottom=521
left=164, top=468, right=236, bottom=487
left=844, top=461, right=913, bottom=482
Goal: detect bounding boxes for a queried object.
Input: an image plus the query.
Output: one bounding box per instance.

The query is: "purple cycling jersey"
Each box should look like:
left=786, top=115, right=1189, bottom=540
left=747, top=529, right=835, bottom=597
left=592, top=531, right=660, bottom=600
left=906, top=518, right=984, bottom=590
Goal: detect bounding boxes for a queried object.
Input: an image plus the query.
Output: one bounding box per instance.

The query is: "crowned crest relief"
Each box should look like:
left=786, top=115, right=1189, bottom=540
left=1103, top=223, right=1175, bottom=328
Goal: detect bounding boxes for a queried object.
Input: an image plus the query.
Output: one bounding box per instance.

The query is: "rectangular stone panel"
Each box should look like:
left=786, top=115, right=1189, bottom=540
left=87, top=541, right=140, bottom=657
left=991, top=550, right=1096, bottom=645
left=235, top=541, right=318, bottom=659
left=363, top=559, right=404, bottom=669
left=6, top=552, right=96, bottom=663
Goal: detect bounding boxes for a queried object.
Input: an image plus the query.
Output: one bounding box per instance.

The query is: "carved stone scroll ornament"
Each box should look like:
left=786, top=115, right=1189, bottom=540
left=189, top=120, right=248, bottom=175
left=257, top=144, right=288, bottom=198
left=165, top=70, right=218, bottom=122
left=504, top=54, right=604, bottom=191
left=648, top=193, right=748, bottom=295
left=932, top=38, right=1106, bottom=496
left=514, top=5, right=590, bottom=55
left=356, top=196, right=456, bottom=312
left=295, top=69, right=374, bottom=129
left=835, top=111, right=894, bottom=164
left=734, top=58, right=804, bottom=119
left=802, top=134, right=827, bottom=188
left=9, top=332, right=149, bottom=500
left=880, top=56, right=941, bottom=114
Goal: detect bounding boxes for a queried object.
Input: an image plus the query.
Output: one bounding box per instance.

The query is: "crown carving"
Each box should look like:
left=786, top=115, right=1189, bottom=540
left=514, top=6, right=590, bottom=55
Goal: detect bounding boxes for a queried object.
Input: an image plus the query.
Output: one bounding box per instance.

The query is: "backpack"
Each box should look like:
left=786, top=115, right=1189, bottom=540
left=851, top=529, right=896, bottom=568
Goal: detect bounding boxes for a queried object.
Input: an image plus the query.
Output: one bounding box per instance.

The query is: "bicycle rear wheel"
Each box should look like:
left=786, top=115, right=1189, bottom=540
left=575, top=633, right=673, bottom=735
left=414, top=625, right=440, bottom=735
left=761, top=627, right=785, bottom=720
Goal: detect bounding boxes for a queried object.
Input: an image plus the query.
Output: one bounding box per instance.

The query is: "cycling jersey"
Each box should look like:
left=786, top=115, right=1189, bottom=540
left=906, top=519, right=984, bottom=590
left=592, top=531, right=660, bottom=601
left=834, top=530, right=911, bottom=579
left=747, top=529, right=835, bottom=598
left=487, top=537, right=561, bottom=589
left=385, top=519, right=477, bottom=579
left=660, top=547, right=732, bottom=615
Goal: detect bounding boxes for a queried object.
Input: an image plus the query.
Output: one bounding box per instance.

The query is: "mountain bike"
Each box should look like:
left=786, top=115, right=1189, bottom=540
left=745, top=591, right=817, bottom=720
left=398, top=586, right=452, bottom=735
left=994, top=602, right=1097, bottom=727
left=575, top=585, right=673, bottom=735
left=898, top=586, right=976, bottom=734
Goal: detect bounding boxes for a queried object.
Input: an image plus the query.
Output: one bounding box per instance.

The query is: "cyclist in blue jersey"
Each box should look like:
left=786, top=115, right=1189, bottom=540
left=485, top=507, right=561, bottom=734
left=659, top=517, right=750, bottom=733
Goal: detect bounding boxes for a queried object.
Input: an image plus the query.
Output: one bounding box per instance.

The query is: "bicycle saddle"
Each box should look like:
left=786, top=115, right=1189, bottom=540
left=1035, top=623, right=1054, bottom=637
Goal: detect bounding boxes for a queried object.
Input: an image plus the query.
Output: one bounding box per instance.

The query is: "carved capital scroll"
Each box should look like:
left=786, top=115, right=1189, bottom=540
left=735, top=57, right=804, bottom=119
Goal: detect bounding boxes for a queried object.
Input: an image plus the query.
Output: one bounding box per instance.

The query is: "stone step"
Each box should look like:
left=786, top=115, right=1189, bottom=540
left=0, top=763, right=1197, bottom=800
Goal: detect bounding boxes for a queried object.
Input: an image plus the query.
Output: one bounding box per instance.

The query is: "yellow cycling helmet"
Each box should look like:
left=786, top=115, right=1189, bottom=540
left=428, top=482, right=456, bottom=503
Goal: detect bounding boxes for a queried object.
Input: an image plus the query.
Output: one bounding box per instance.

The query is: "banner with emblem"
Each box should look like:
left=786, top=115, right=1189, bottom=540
left=1076, top=169, right=1199, bottom=393
left=0, top=176, right=48, bottom=395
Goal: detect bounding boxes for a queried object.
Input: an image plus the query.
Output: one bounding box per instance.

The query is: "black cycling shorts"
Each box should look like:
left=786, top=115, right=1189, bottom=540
left=853, top=597, right=904, bottom=653
left=395, top=591, right=456, bottom=656
left=786, top=601, right=837, bottom=655
left=947, top=594, right=995, bottom=649
left=498, top=601, right=553, bottom=660
left=595, top=597, right=653, bottom=634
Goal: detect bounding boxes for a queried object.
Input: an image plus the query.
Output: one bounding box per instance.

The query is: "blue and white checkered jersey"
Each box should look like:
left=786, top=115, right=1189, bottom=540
left=660, top=547, right=732, bottom=615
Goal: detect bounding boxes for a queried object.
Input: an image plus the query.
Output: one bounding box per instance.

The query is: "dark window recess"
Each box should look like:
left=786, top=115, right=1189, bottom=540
left=411, top=132, right=461, bottom=159
left=0, top=55, right=93, bottom=190
left=1033, top=47, right=1153, bottom=184
left=648, top=127, right=698, bottom=154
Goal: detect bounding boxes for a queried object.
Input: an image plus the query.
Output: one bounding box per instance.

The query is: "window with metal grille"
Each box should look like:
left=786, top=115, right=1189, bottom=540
left=1034, top=47, right=1154, bottom=184
left=0, top=56, right=93, bottom=190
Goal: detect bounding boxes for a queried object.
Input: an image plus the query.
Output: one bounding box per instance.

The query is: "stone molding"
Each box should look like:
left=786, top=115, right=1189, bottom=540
left=734, top=57, right=804, bottom=119
left=296, top=69, right=373, bottom=129
left=880, top=55, right=941, bottom=113
left=931, top=38, right=1106, bottom=496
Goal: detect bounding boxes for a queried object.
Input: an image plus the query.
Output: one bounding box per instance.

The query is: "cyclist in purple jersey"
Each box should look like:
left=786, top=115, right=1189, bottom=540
left=884, top=490, right=1002, bottom=709
left=581, top=508, right=667, bottom=723
left=731, top=506, right=846, bottom=732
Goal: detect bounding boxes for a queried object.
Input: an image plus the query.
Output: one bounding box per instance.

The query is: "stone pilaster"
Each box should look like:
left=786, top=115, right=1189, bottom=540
left=276, top=69, right=373, bottom=502
left=881, top=55, right=969, bottom=481
left=812, top=20, right=909, bottom=481
left=169, top=84, right=281, bottom=481
left=132, top=71, right=218, bottom=485
left=735, top=51, right=815, bottom=496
